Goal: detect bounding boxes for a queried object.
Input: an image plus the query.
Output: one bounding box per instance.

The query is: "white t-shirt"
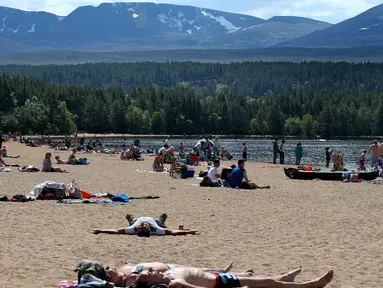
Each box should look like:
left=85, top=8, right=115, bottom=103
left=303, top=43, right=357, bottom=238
left=158, top=147, right=167, bottom=155
left=124, top=217, right=165, bottom=236
left=280, top=143, right=285, bottom=153
left=207, top=166, right=220, bottom=183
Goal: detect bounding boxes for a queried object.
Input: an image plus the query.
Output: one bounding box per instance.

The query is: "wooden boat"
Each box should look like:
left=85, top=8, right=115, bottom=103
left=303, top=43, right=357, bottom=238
left=284, top=167, right=379, bottom=181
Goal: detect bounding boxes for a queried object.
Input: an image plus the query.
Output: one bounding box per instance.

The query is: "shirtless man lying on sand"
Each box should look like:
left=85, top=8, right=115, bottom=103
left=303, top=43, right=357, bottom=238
left=135, top=267, right=333, bottom=288
left=92, top=214, right=199, bottom=237
left=107, top=262, right=302, bottom=288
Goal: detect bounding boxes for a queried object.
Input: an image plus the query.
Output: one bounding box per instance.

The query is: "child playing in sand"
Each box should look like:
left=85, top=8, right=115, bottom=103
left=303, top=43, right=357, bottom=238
left=55, top=156, right=66, bottom=164
left=135, top=266, right=333, bottom=288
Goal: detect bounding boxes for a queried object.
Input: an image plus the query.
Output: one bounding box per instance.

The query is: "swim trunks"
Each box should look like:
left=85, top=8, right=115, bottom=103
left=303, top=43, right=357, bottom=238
left=211, top=272, right=241, bottom=288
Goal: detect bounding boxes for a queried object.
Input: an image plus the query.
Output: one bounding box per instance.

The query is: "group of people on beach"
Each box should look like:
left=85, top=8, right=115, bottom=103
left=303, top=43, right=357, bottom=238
left=90, top=213, right=333, bottom=288
left=272, top=138, right=383, bottom=171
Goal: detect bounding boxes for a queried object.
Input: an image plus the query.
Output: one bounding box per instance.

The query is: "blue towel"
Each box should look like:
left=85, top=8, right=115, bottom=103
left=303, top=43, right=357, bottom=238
left=112, top=194, right=130, bottom=202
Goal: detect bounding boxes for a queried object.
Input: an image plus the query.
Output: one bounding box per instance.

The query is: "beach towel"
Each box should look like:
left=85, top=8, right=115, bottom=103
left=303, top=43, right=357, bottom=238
left=112, top=194, right=129, bottom=202
left=77, top=274, right=113, bottom=288
left=18, top=165, right=39, bottom=172
left=57, top=199, right=131, bottom=205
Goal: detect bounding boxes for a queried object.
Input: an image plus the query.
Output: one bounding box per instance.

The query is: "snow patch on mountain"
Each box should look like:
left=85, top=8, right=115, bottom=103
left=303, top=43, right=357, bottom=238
left=242, top=24, right=260, bottom=31
left=2, top=16, right=8, bottom=32
left=26, top=23, right=35, bottom=33
left=187, top=29, right=192, bottom=34
left=178, top=11, right=184, bottom=18
left=9, top=24, right=21, bottom=33
left=195, top=25, right=202, bottom=30
left=132, top=13, right=139, bottom=18
left=157, top=13, right=183, bottom=31
left=57, top=16, right=64, bottom=21
left=200, top=10, right=241, bottom=33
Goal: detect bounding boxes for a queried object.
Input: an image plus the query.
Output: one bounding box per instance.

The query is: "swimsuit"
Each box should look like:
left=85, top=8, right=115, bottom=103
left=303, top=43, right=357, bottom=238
left=211, top=272, right=241, bottom=288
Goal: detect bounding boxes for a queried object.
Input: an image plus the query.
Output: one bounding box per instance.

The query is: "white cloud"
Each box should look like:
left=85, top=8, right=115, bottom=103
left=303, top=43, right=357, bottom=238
left=0, top=0, right=381, bottom=22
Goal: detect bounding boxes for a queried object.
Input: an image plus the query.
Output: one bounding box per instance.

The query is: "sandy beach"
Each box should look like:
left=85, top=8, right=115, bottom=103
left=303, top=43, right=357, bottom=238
left=1, top=141, right=382, bottom=288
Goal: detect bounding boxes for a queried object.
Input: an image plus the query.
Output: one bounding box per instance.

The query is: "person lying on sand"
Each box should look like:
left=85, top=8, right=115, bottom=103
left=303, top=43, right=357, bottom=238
left=43, top=152, right=68, bottom=173
left=106, top=262, right=268, bottom=287
left=92, top=214, right=199, bottom=237
left=228, top=160, right=270, bottom=190
left=135, top=266, right=333, bottom=288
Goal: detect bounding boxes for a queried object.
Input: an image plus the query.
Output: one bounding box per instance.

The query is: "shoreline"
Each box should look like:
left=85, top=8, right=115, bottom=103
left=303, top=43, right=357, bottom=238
left=25, top=134, right=383, bottom=140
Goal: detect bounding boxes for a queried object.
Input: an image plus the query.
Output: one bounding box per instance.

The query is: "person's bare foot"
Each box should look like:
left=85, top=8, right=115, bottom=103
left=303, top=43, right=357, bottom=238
left=279, top=266, right=302, bottom=282
left=243, top=269, right=254, bottom=276
left=309, top=270, right=334, bottom=288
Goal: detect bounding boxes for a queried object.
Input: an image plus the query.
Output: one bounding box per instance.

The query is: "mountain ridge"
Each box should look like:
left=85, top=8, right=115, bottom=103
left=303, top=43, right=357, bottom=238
left=0, top=2, right=331, bottom=53
left=274, top=3, right=383, bottom=47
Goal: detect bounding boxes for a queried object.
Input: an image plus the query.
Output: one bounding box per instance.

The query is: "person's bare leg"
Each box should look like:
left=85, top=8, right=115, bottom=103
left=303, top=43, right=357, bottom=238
left=241, top=266, right=300, bottom=281
left=238, top=270, right=333, bottom=288
left=223, top=262, right=233, bottom=272
left=0, top=158, right=7, bottom=166
left=276, top=267, right=302, bottom=282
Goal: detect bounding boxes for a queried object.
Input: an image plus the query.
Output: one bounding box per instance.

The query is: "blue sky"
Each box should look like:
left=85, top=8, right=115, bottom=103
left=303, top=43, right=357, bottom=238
left=1, top=0, right=382, bottom=23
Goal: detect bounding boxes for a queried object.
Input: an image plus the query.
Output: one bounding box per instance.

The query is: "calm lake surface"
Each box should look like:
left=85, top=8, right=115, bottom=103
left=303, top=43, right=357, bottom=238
left=101, top=138, right=376, bottom=169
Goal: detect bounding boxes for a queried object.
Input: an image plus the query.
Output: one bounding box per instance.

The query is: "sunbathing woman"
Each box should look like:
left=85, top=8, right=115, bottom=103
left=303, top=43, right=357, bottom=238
left=106, top=262, right=289, bottom=287
left=43, top=153, right=68, bottom=173
left=135, top=266, right=333, bottom=288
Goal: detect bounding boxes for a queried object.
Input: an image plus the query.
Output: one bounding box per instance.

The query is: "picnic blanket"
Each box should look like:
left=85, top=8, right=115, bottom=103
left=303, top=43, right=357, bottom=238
left=57, top=199, right=131, bottom=205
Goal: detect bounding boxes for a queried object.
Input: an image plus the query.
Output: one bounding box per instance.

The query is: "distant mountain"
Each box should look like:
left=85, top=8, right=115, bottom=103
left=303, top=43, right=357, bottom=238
left=274, top=4, right=383, bottom=47
left=0, top=2, right=331, bottom=53
left=202, top=16, right=331, bottom=48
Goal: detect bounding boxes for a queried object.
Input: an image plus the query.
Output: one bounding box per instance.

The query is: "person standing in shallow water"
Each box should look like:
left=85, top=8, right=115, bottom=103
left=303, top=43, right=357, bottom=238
left=325, top=147, right=333, bottom=168
left=273, top=139, right=279, bottom=164
left=295, top=143, right=303, bottom=166
left=279, top=140, right=286, bottom=164
left=242, top=143, right=248, bottom=161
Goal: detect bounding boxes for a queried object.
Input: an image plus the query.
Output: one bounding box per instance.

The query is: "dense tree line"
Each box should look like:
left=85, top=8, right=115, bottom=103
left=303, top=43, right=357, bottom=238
left=0, top=71, right=382, bottom=137
left=1, top=61, right=383, bottom=97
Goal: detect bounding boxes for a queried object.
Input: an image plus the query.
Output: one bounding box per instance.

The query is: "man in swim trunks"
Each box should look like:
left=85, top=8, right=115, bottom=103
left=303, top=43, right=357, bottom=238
left=135, top=266, right=333, bottom=288
left=92, top=214, right=199, bottom=237
left=106, top=263, right=300, bottom=287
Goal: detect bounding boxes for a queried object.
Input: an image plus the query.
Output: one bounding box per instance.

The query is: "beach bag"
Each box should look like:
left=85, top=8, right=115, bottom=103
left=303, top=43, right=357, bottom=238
left=75, top=260, right=108, bottom=282
left=39, top=188, right=66, bottom=200
left=10, top=195, right=29, bottom=202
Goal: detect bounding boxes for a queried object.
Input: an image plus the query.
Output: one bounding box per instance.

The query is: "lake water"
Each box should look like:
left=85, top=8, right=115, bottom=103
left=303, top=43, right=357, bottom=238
left=101, top=138, right=377, bottom=169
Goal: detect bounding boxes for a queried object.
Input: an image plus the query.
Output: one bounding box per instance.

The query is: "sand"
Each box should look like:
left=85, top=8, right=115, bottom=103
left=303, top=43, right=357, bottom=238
left=0, top=141, right=382, bottom=288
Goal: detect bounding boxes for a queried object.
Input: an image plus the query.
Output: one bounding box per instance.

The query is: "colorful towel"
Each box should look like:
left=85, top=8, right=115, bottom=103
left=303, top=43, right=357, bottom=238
left=57, top=199, right=131, bottom=205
